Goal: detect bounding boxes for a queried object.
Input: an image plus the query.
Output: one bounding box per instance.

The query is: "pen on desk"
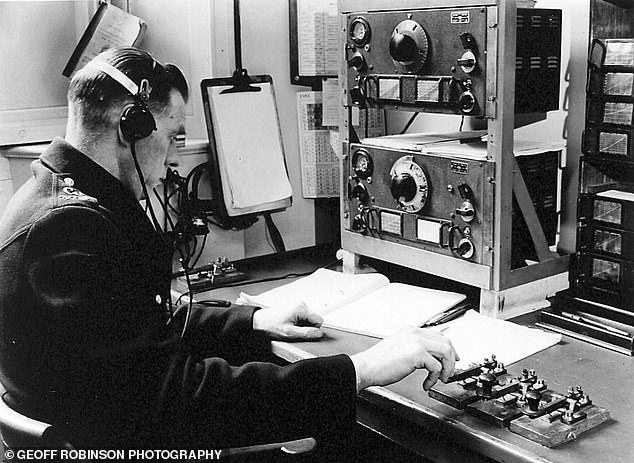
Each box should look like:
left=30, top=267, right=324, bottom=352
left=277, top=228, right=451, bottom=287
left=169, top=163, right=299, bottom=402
left=560, top=311, right=631, bottom=337
left=422, top=301, right=471, bottom=327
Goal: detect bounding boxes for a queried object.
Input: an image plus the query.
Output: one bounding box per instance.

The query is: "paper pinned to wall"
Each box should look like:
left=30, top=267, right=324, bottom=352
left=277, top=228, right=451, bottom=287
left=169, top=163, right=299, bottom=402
left=206, top=82, right=292, bottom=214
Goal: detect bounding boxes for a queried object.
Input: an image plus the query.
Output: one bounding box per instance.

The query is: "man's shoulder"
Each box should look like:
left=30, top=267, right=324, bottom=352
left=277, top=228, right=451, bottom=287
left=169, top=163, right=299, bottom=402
left=0, top=170, right=103, bottom=250
left=51, top=174, right=99, bottom=207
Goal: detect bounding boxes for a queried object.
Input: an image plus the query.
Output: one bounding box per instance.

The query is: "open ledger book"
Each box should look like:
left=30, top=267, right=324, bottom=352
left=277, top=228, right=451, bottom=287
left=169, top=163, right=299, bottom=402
left=237, top=268, right=467, bottom=338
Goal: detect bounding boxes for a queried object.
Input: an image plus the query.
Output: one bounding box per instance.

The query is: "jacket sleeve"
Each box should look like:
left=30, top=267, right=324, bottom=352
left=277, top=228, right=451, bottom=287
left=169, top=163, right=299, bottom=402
left=177, top=302, right=273, bottom=365
left=158, top=345, right=358, bottom=449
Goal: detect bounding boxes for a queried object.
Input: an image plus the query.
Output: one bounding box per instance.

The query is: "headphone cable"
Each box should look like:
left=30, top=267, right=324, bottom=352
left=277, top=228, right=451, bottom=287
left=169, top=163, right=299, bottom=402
left=130, top=141, right=195, bottom=338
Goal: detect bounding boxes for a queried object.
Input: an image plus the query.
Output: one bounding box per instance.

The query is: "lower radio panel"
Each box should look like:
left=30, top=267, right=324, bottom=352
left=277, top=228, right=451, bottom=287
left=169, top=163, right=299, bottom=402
left=343, top=143, right=495, bottom=266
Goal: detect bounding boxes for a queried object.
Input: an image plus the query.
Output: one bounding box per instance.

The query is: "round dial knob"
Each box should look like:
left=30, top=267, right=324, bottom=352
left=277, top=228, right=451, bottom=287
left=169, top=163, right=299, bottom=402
left=389, top=156, right=429, bottom=213
left=390, top=174, right=417, bottom=202
left=389, top=20, right=429, bottom=73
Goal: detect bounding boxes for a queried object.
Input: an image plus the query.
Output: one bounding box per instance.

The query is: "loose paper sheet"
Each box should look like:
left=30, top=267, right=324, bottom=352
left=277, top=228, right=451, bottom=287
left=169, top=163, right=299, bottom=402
left=207, top=83, right=292, bottom=213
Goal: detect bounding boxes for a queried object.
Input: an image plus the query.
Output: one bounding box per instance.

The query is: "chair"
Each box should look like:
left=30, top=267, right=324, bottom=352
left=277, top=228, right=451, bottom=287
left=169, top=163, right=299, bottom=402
left=0, top=385, right=316, bottom=461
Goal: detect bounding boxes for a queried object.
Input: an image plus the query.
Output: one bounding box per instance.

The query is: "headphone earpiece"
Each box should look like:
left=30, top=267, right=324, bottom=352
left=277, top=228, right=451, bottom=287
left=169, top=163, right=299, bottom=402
left=120, top=103, right=156, bottom=142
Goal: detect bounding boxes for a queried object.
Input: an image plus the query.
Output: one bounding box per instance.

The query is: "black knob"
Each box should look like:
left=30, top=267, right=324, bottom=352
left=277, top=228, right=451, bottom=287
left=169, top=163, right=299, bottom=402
left=526, top=389, right=542, bottom=412
left=458, top=241, right=472, bottom=256
left=478, top=371, right=497, bottom=397
left=458, top=91, right=476, bottom=113
left=352, top=214, right=366, bottom=232
left=350, top=182, right=369, bottom=203
left=390, top=33, right=419, bottom=62
left=390, top=173, right=417, bottom=202
left=348, top=52, right=366, bottom=71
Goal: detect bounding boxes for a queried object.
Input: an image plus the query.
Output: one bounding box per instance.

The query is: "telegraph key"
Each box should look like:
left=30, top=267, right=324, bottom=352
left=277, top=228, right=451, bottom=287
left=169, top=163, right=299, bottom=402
left=429, top=355, right=610, bottom=447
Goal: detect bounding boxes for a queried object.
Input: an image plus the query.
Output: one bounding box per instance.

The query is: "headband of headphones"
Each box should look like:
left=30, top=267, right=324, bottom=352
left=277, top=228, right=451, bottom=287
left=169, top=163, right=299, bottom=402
left=84, top=58, right=156, bottom=142
left=85, top=58, right=153, bottom=102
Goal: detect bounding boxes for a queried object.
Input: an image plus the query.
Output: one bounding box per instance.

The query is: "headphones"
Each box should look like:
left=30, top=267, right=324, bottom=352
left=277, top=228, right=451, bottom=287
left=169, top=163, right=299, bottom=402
left=85, top=59, right=157, bottom=142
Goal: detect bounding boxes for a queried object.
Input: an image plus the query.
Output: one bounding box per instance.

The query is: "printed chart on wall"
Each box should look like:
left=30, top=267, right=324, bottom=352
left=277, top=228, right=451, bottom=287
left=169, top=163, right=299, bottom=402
left=297, top=79, right=385, bottom=198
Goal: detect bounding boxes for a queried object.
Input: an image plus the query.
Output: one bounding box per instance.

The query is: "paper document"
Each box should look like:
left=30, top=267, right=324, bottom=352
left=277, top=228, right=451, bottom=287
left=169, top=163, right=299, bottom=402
left=432, top=310, right=562, bottom=370
left=207, top=83, right=292, bottom=212
left=237, top=268, right=466, bottom=338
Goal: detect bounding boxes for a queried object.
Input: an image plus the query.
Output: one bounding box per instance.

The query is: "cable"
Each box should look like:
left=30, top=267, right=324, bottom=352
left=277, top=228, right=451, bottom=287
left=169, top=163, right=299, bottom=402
left=264, top=213, right=286, bottom=254
left=459, top=115, right=465, bottom=132
left=130, top=142, right=196, bottom=337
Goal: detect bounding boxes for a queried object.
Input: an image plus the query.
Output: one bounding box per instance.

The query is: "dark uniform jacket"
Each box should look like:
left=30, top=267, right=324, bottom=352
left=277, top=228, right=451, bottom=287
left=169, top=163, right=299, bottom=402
left=0, top=138, right=356, bottom=449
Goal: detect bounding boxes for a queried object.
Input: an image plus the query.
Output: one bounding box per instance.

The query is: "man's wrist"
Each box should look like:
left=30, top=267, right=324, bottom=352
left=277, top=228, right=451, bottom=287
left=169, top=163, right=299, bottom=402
left=350, top=353, right=368, bottom=392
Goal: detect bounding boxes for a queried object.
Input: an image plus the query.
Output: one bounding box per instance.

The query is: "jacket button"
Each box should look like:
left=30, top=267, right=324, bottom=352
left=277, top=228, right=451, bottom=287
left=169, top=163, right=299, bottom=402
left=155, top=294, right=162, bottom=304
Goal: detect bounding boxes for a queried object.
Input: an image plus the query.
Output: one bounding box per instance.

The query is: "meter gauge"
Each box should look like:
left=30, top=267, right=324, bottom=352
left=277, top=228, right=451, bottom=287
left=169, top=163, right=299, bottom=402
left=389, top=156, right=430, bottom=213
left=350, top=17, right=371, bottom=46
left=351, top=149, right=374, bottom=180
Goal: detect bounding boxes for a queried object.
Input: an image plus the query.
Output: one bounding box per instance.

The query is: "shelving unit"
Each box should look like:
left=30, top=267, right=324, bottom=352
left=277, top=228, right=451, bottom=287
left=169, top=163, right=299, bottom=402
left=541, top=0, right=634, bottom=354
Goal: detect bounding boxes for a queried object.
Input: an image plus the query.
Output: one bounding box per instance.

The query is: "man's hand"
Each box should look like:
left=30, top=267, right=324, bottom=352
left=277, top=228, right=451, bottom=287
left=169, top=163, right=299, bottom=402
left=350, top=326, right=459, bottom=391
left=252, top=299, right=324, bottom=341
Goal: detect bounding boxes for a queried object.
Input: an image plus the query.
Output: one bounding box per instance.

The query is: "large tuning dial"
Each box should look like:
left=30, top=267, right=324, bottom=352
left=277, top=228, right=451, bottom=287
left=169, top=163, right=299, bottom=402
left=389, top=156, right=429, bottom=213
left=389, top=20, right=429, bottom=73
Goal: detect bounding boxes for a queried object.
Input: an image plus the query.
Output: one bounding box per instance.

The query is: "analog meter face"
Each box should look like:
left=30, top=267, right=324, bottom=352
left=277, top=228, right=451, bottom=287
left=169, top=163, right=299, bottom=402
left=352, top=149, right=373, bottom=179
left=350, top=17, right=371, bottom=46
left=389, top=156, right=430, bottom=213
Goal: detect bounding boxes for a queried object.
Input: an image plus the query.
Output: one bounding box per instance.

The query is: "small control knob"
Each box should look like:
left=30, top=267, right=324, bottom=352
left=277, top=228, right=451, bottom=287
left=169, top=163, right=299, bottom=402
left=352, top=214, right=366, bottom=232
left=478, top=371, right=498, bottom=398
left=457, top=238, right=475, bottom=259
left=390, top=173, right=417, bottom=203
left=525, top=389, right=542, bottom=412
left=455, top=200, right=475, bottom=222
left=349, top=182, right=369, bottom=203
left=458, top=90, right=476, bottom=113
left=348, top=51, right=366, bottom=72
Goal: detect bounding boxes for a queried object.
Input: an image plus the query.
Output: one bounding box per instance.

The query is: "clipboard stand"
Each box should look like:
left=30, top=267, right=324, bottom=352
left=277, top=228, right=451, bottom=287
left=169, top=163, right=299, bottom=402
left=220, top=68, right=262, bottom=94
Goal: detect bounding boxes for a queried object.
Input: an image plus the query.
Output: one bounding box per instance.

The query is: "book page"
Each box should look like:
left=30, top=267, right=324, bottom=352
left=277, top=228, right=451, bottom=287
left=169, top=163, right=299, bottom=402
left=323, top=283, right=466, bottom=338
left=237, top=268, right=389, bottom=316
left=432, top=310, right=562, bottom=370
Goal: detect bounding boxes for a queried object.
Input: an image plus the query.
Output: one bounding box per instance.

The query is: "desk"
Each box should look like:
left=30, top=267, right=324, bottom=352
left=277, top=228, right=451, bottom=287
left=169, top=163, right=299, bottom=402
left=185, top=253, right=634, bottom=463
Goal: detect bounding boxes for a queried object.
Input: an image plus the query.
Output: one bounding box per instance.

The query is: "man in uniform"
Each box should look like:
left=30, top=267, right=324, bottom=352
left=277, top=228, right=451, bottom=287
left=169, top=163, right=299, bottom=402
left=0, top=47, right=458, bottom=453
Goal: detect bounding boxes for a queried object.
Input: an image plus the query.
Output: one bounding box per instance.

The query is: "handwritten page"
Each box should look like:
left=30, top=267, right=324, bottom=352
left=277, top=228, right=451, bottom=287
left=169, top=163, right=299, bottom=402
left=433, top=310, right=562, bottom=370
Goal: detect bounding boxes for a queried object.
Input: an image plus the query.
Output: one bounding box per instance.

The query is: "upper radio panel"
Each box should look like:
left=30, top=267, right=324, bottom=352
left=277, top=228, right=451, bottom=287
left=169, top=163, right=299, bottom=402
left=343, top=7, right=562, bottom=117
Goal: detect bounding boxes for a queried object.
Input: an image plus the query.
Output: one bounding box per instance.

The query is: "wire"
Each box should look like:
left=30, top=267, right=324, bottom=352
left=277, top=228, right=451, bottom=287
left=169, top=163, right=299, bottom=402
left=459, top=116, right=465, bottom=132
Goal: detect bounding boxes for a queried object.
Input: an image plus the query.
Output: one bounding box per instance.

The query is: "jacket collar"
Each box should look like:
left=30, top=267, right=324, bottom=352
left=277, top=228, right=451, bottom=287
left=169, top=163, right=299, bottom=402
left=39, top=137, right=140, bottom=216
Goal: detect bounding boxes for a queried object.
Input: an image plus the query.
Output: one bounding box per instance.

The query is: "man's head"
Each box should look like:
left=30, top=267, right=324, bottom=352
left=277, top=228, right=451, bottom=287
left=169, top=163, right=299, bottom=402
left=66, top=47, right=189, bottom=200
